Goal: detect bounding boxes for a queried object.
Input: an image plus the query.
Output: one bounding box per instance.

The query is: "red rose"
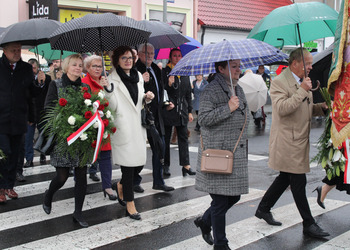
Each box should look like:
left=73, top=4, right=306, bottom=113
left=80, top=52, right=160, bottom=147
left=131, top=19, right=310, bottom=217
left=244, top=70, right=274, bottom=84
left=98, top=104, right=105, bottom=111
left=81, top=87, right=88, bottom=93
left=103, top=101, right=109, bottom=107
left=111, top=127, right=117, bottom=133
left=91, top=140, right=97, bottom=148
left=83, top=92, right=91, bottom=99
left=103, top=119, right=109, bottom=127
left=84, top=111, right=93, bottom=119
left=59, top=98, right=67, bottom=106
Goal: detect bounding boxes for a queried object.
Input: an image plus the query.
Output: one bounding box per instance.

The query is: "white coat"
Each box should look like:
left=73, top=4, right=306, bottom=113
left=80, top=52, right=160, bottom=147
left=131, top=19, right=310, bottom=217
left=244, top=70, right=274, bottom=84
left=106, top=69, right=147, bottom=167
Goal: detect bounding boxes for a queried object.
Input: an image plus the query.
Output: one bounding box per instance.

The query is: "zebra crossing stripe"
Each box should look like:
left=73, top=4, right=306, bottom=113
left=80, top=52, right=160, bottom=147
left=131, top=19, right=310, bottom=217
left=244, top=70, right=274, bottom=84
left=6, top=188, right=265, bottom=249
left=161, top=198, right=350, bottom=250
left=313, top=230, right=350, bottom=250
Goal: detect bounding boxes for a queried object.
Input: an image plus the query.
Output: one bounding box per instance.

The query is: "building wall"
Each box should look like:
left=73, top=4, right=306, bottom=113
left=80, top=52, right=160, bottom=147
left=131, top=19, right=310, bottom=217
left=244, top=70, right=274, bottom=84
left=198, top=28, right=249, bottom=45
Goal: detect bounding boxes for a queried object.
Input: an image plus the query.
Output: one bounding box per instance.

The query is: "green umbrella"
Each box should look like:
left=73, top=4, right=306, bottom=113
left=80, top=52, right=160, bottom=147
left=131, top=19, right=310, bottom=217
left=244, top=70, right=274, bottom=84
left=248, top=2, right=338, bottom=48
left=29, top=42, right=75, bottom=61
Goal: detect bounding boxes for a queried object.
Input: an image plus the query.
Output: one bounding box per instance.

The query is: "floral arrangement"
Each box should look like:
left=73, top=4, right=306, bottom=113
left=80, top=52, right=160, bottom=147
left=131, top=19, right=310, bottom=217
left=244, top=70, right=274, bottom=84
left=0, top=149, right=5, bottom=161
left=313, top=88, right=346, bottom=180
left=43, top=86, right=116, bottom=167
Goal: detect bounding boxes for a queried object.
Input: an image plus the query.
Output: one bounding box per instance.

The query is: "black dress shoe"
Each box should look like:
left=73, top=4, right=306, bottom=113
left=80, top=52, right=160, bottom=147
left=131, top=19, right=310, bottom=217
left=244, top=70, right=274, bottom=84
left=89, top=173, right=100, bottom=182
left=133, top=185, right=145, bottom=193
left=152, top=184, right=175, bottom=192
left=126, top=209, right=141, bottom=220
left=313, top=186, right=325, bottom=209
left=40, top=154, right=47, bottom=165
left=163, top=165, right=171, bottom=176
left=194, top=217, right=213, bottom=245
left=24, top=161, right=33, bottom=167
left=214, top=244, right=231, bottom=250
left=72, top=212, right=89, bottom=228
left=303, top=223, right=330, bottom=238
left=182, top=167, right=196, bottom=177
left=16, top=173, right=25, bottom=182
left=255, top=209, right=282, bottom=226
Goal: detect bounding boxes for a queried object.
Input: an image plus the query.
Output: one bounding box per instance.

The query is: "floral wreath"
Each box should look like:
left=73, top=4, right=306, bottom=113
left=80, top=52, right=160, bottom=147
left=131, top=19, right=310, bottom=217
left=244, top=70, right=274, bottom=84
left=43, top=86, right=116, bottom=167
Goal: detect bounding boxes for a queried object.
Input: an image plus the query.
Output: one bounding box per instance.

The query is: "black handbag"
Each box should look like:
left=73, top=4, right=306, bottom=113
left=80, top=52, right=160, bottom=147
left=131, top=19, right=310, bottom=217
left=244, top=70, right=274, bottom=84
left=141, top=104, right=155, bottom=129
left=34, top=130, right=56, bottom=155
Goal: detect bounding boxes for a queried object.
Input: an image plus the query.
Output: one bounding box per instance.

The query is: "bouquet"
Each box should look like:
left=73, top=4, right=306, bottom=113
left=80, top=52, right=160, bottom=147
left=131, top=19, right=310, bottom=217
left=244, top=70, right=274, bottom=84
left=43, top=86, right=116, bottom=167
left=313, top=88, right=346, bottom=180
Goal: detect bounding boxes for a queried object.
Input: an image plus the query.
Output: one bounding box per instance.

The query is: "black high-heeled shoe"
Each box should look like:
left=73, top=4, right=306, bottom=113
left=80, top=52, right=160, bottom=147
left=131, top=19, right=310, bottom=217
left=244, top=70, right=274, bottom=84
left=72, top=212, right=89, bottom=228
left=111, top=182, right=126, bottom=206
left=103, top=190, right=117, bottom=200
left=313, top=186, right=325, bottom=209
left=182, top=167, right=196, bottom=177
left=126, top=209, right=141, bottom=220
left=43, top=190, right=52, bottom=215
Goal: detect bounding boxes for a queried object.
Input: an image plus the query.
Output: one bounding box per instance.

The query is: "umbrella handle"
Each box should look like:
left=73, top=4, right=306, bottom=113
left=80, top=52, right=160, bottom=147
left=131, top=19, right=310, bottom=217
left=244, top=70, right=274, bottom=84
left=311, top=80, right=320, bottom=92
left=104, top=83, right=114, bottom=93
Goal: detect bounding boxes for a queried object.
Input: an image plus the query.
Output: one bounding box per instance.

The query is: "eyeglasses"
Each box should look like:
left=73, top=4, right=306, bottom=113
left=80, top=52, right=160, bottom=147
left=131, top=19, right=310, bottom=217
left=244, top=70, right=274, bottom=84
left=121, top=56, right=134, bottom=62
left=91, top=65, right=103, bottom=69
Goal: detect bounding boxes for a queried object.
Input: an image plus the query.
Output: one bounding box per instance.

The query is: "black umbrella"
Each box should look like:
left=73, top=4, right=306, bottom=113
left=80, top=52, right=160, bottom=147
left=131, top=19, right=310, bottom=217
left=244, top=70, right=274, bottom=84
left=0, top=18, right=61, bottom=47
left=138, top=20, right=189, bottom=49
left=49, top=13, right=151, bottom=53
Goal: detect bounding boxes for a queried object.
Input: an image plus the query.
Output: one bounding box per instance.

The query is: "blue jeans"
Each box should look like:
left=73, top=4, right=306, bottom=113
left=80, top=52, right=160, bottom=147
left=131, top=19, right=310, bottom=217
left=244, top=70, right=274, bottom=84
left=24, top=123, right=36, bottom=162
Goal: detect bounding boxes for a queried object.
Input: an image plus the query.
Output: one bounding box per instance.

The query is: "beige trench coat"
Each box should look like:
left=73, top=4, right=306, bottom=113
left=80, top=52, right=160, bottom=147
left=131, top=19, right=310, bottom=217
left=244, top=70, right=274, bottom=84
left=269, top=67, right=324, bottom=174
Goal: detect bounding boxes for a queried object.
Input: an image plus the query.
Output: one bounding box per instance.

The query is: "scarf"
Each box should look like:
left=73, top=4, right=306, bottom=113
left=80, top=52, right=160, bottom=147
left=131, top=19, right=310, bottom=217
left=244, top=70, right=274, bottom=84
left=116, top=66, right=139, bottom=105
left=62, top=73, right=82, bottom=88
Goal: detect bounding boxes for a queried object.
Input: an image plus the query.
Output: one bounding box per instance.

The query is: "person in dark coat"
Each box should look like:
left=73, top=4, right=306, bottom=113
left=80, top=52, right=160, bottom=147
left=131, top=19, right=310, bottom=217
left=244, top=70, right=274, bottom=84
left=192, top=74, right=208, bottom=131
left=135, top=43, right=174, bottom=192
left=162, top=48, right=195, bottom=177
left=0, top=42, right=35, bottom=204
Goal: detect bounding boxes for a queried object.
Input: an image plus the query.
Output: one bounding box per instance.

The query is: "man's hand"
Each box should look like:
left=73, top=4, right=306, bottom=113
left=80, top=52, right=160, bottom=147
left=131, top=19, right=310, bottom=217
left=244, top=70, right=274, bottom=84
left=142, top=72, right=150, bottom=82
left=166, top=102, right=175, bottom=111
left=37, top=71, right=46, bottom=85
left=300, top=77, right=312, bottom=91
left=228, top=96, right=239, bottom=112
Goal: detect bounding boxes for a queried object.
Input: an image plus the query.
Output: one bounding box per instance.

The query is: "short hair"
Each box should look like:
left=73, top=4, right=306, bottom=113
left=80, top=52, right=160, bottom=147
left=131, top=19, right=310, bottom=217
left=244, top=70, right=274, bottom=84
left=137, top=43, right=155, bottom=53
left=61, top=54, right=83, bottom=73
left=2, top=42, right=21, bottom=50
left=83, top=55, right=102, bottom=70
left=288, top=47, right=310, bottom=65
left=48, top=62, right=53, bottom=67
left=28, top=58, right=39, bottom=67
left=215, top=61, right=227, bottom=73
left=111, top=46, right=135, bottom=69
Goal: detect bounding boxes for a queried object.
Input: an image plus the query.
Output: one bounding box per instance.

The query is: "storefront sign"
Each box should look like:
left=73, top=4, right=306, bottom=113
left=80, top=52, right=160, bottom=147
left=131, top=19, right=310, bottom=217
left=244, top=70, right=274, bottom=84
left=29, top=0, right=58, bottom=20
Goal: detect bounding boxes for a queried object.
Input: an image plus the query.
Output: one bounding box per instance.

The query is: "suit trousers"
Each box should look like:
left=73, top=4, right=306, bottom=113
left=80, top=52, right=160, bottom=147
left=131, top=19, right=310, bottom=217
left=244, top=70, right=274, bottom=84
left=148, top=134, right=165, bottom=186
left=98, top=150, right=112, bottom=190
left=258, top=171, right=315, bottom=227
left=202, top=194, right=240, bottom=246
left=0, top=134, right=24, bottom=189
left=120, top=166, right=143, bottom=201
left=164, top=125, right=190, bottom=167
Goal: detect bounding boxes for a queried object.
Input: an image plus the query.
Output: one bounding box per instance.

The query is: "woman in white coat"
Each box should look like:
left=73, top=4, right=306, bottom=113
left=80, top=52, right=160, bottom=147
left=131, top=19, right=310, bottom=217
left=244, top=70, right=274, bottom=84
left=104, top=46, right=154, bottom=220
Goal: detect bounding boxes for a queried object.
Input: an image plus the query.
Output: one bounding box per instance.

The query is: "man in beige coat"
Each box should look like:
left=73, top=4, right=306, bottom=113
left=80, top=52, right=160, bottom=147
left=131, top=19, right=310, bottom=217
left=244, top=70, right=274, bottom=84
left=255, top=48, right=330, bottom=239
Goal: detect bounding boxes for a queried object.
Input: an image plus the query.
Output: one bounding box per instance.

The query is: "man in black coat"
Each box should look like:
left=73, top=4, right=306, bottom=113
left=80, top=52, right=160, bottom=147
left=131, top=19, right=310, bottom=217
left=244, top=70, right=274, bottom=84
left=0, top=42, right=35, bottom=203
left=135, top=43, right=174, bottom=192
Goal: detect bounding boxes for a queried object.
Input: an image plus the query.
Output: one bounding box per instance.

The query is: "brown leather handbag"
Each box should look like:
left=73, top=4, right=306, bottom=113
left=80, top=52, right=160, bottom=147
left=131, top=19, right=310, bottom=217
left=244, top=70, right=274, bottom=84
left=200, top=113, right=247, bottom=174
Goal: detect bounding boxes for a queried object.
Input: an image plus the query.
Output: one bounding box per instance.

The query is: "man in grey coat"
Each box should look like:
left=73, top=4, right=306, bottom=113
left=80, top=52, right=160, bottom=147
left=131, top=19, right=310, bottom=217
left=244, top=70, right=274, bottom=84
left=255, top=48, right=329, bottom=239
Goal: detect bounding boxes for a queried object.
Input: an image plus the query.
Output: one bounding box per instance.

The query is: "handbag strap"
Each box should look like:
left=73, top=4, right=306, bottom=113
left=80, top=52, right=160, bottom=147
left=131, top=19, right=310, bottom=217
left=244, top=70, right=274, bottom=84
left=200, top=111, right=247, bottom=154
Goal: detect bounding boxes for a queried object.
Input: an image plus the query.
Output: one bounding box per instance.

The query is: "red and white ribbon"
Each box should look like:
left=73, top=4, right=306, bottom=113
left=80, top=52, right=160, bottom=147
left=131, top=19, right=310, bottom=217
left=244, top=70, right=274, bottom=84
left=67, top=100, right=105, bottom=164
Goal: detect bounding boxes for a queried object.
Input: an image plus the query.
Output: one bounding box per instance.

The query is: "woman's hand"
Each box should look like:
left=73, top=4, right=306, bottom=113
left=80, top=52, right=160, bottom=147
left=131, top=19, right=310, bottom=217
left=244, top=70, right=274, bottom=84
left=188, top=113, right=193, bottom=122
left=168, top=76, right=175, bottom=87
left=166, top=102, right=175, bottom=111
left=100, top=76, right=110, bottom=88
left=144, top=91, right=155, bottom=102
left=142, top=72, right=150, bottom=82
left=228, top=96, right=240, bottom=112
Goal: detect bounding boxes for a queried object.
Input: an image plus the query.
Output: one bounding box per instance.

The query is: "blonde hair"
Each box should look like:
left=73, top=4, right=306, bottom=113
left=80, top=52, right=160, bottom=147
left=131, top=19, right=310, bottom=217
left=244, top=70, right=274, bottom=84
left=61, top=54, right=83, bottom=73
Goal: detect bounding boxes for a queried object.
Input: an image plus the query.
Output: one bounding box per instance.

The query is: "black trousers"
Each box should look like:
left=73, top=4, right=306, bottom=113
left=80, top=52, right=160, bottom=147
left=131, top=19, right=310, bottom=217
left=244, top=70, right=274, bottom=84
left=0, top=134, right=24, bottom=189
left=202, top=194, right=240, bottom=246
left=120, top=166, right=143, bottom=201
left=258, top=171, right=315, bottom=227
left=164, top=125, right=190, bottom=167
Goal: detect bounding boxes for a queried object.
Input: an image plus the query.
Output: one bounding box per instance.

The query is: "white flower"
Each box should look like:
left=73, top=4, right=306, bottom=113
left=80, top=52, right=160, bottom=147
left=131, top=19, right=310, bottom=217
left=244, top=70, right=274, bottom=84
left=110, top=115, right=114, bottom=121
left=93, top=121, right=99, bottom=129
left=98, top=91, right=105, bottom=99
left=332, top=149, right=342, bottom=162
left=84, top=99, right=92, bottom=106
left=103, top=132, right=108, bottom=139
left=80, top=133, right=88, bottom=141
left=326, top=138, right=333, bottom=147
left=106, top=110, right=111, bottom=118
left=68, top=116, right=76, bottom=125
left=341, top=154, right=346, bottom=162
left=0, top=156, right=3, bottom=160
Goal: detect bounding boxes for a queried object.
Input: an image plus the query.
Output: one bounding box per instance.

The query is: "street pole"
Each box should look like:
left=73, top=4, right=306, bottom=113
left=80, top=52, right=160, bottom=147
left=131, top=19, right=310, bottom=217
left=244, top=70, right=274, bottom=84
left=162, top=0, right=168, bottom=66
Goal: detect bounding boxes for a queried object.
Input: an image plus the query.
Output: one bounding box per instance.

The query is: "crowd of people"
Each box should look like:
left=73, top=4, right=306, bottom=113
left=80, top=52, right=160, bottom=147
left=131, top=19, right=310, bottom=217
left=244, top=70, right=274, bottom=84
left=0, top=41, right=344, bottom=249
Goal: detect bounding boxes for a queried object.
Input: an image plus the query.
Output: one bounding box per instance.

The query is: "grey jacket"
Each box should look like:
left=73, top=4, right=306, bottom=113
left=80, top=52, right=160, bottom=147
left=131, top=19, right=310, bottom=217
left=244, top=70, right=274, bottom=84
left=195, top=73, right=249, bottom=196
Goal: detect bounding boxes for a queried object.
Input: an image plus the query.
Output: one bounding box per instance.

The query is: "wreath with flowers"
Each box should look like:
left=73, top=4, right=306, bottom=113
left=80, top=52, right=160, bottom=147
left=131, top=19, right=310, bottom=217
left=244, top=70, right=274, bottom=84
left=43, top=86, right=116, bottom=167
left=313, top=88, right=346, bottom=180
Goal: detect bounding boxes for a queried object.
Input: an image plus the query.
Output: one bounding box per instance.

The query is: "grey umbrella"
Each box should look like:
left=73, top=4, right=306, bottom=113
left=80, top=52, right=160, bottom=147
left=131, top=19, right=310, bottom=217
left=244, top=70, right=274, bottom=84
left=138, top=20, right=189, bottom=49
left=0, top=18, right=61, bottom=47
left=49, top=13, right=151, bottom=53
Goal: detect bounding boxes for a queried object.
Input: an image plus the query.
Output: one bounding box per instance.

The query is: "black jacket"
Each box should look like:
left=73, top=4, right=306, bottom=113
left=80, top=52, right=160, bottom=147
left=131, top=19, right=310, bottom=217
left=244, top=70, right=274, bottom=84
left=0, top=55, right=35, bottom=135
left=34, top=73, right=51, bottom=124
left=136, top=60, right=165, bottom=135
left=162, top=65, right=192, bottom=127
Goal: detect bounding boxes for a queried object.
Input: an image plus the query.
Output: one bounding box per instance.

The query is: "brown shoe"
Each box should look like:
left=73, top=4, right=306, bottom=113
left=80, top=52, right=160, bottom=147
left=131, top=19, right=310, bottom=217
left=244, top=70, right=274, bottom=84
left=0, top=189, right=7, bottom=204
left=5, top=189, right=18, bottom=199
